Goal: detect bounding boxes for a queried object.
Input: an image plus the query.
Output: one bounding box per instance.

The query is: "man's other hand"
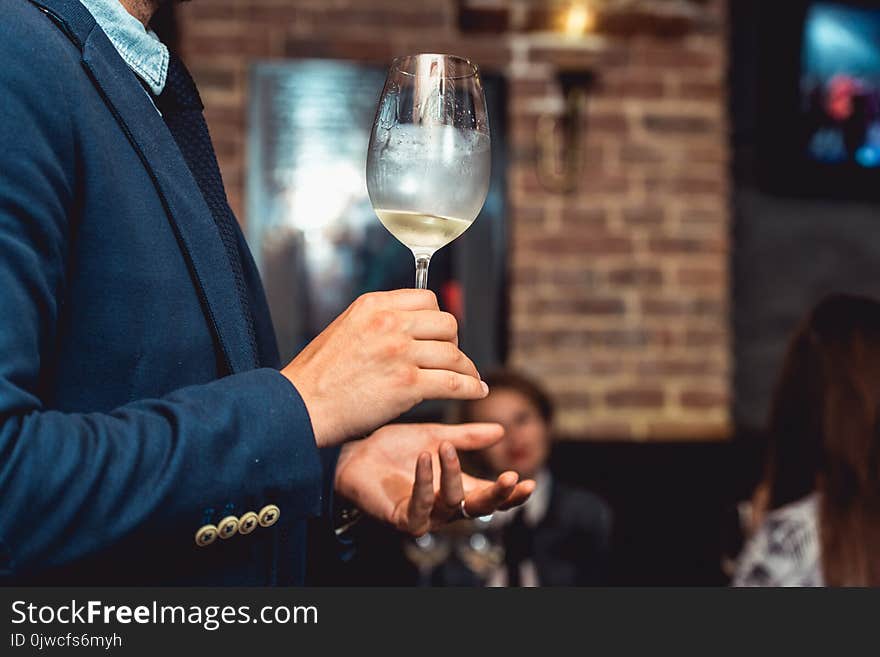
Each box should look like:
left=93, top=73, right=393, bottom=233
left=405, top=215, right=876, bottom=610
left=333, top=423, right=536, bottom=535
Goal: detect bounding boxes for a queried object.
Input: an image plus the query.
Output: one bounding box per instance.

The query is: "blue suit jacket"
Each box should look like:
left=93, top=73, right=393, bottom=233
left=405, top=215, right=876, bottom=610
left=0, top=0, right=337, bottom=584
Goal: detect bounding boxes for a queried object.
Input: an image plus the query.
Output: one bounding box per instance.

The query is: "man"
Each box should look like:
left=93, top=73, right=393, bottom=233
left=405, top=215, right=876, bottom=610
left=0, top=0, right=533, bottom=585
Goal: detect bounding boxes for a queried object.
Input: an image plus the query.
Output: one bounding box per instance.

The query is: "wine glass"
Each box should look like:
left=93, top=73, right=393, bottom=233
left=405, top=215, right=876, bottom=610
left=402, top=531, right=452, bottom=587
left=456, top=515, right=505, bottom=583
left=366, top=54, right=491, bottom=289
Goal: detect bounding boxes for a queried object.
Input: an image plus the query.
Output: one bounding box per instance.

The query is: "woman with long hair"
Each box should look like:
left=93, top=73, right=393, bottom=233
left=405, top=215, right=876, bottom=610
left=735, top=294, right=880, bottom=586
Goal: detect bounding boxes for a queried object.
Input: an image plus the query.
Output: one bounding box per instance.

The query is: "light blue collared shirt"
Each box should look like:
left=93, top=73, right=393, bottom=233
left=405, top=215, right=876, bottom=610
left=78, top=0, right=169, bottom=95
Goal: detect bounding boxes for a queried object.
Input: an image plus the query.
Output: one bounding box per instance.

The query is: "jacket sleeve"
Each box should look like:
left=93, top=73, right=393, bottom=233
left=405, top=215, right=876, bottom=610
left=0, top=12, right=323, bottom=577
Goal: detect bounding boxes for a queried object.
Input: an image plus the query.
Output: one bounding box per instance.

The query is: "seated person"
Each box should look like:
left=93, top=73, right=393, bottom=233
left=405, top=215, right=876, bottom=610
left=434, top=369, right=613, bottom=586
left=734, top=294, right=880, bottom=586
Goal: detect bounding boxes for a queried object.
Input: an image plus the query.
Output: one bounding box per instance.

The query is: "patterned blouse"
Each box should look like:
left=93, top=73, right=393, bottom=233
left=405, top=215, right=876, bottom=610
left=732, top=494, right=823, bottom=587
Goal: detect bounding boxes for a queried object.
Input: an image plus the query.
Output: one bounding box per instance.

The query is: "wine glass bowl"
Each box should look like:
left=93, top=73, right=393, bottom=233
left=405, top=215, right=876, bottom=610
left=367, top=54, right=491, bottom=288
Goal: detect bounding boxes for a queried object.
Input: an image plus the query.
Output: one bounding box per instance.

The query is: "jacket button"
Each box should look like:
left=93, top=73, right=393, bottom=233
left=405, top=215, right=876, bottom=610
left=195, top=524, right=218, bottom=547
left=238, top=512, right=259, bottom=535
left=218, top=516, right=240, bottom=539
left=258, top=504, right=280, bottom=528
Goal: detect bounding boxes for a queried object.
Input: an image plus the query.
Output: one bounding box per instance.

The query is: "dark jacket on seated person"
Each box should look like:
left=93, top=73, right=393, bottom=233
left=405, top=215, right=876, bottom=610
left=439, top=471, right=612, bottom=586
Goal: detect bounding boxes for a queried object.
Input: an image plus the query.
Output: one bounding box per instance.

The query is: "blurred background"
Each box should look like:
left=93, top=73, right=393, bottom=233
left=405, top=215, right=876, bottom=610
left=151, top=0, right=880, bottom=584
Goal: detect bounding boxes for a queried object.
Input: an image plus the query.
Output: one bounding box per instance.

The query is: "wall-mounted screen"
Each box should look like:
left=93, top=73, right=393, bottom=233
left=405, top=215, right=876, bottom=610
left=802, top=2, right=880, bottom=167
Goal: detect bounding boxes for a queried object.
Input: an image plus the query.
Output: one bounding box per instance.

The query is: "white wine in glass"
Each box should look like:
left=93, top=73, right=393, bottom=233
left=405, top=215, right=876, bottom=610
left=367, top=54, right=491, bottom=289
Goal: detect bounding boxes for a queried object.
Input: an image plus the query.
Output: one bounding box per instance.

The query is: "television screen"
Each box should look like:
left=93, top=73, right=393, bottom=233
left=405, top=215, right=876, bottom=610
left=802, top=2, right=880, bottom=167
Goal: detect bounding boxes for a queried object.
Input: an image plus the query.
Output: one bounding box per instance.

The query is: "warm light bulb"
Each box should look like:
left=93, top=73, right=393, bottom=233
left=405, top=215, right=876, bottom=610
left=563, top=3, right=595, bottom=37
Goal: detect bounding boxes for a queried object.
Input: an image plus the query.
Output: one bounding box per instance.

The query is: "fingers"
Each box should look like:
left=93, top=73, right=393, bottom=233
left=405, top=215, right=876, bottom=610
left=401, top=310, right=459, bottom=344
left=410, top=341, right=480, bottom=379
left=406, top=452, right=435, bottom=535
left=462, top=471, right=520, bottom=518
left=495, top=480, right=536, bottom=511
left=418, top=369, right=488, bottom=401
left=438, top=442, right=465, bottom=509
left=360, top=289, right=439, bottom=311
left=420, top=423, right=505, bottom=451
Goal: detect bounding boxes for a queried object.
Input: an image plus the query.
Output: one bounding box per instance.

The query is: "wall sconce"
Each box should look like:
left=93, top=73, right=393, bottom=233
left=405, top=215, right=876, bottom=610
left=536, top=70, right=596, bottom=194
left=458, top=1, right=701, bottom=37
left=560, top=2, right=597, bottom=37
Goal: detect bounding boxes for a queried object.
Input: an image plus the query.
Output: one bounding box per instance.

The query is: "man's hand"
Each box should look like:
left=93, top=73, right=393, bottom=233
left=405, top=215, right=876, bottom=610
left=282, top=290, right=486, bottom=448
left=334, top=423, right=536, bottom=536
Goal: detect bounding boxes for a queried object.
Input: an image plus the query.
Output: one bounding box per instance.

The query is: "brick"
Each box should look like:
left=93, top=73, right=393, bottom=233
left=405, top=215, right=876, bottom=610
left=600, top=12, right=695, bottom=38
left=511, top=206, right=545, bottom=229
left=189, top=65, right=238, bottom=93
left=217, top=167, right=247, bottom=200
left=517, top=166, right=630, bottom=196
left=513, top=328, right=674, bottom=350
left=525, top=297, right=626, bottom=316
left=600, top=77, right=665, bottom=100
left=683, top=146, right=728, bottom=164
left=645, top=421, right=730, bottom=441
left=552, top=391, right=592, bottom=409
left=633, top=46, right=718, bottom=70
left=244, top=6, right=308, bottom=26
left=680, top=389, right=729, bottom=408
left=509, top=121, right=539, bottom=151
left=511, top=266, right=539, bottom=285
left=509, top=78, right=557, bottom=98
left=295, top=7, right=450, bottom=31
left=637, top=359, right=722, bottom=377
left=587, top=112, right=630, bottom=134
left=572, top=421, right=636, bottom=441
left=560, top=206, right=607, bottom=228
left=678, top=79, right=724, bottom=100
left=546, top=268, right=603, bottom=287
left=620, top=142, right=666, bottom=164
left=211, top=135, right=242, bottom=161
left=459, top=6, right=510, bottom=33
left=179, top=2, right=244, bottom=22
left=606, top=387, right=665, bottom=408
left=656, top=176, right=726, bottom=196
left=649, top=237, right=725, bottom=255
left=187, top=28, right=278, bottom=58
left=641, top=297, right=726, bottom=317
left=526, top=357, right=624, bottom=376
left=283, top=38, right=394, bottom=63
left=519, top=234, right=634, bottom=255
left=580, top=174, right=630, bottom=195
left=608, top=267, right=664, bottom=287
left=679, top=207, right=726, bottom=226
left=643, top=114, right=718, bottom=134
left=684, top=329, right=727, bottom=348
left=622, top=205, right=665, bottom=227
left=203, top=104, right=245, bottom=126
left=677, top=266, right=727, bottom=287
left=529, top=46, right=628, bottom=69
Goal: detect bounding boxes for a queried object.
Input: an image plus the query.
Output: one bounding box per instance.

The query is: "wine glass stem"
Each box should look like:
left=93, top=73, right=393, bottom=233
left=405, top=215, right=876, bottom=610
left=414, top=255, right=431, bottom=290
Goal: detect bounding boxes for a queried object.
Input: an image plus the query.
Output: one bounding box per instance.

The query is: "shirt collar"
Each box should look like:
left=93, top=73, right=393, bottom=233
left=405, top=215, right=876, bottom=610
left=79, top=0, right=169, bottom=95
left=522, top=468, right=552, bottom=527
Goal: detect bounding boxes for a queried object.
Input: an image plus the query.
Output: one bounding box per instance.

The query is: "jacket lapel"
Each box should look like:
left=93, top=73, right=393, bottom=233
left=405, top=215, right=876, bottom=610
left=31, top=0, right=258, bottom=375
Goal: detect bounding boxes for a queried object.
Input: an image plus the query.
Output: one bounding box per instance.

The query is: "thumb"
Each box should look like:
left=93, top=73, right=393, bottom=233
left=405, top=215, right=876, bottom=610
left=428, top=423, right=505, bottom=451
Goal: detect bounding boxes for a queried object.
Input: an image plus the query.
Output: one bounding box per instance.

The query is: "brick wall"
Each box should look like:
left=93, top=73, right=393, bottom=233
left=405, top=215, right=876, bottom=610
left=177, top=0, right=731, bottom=441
